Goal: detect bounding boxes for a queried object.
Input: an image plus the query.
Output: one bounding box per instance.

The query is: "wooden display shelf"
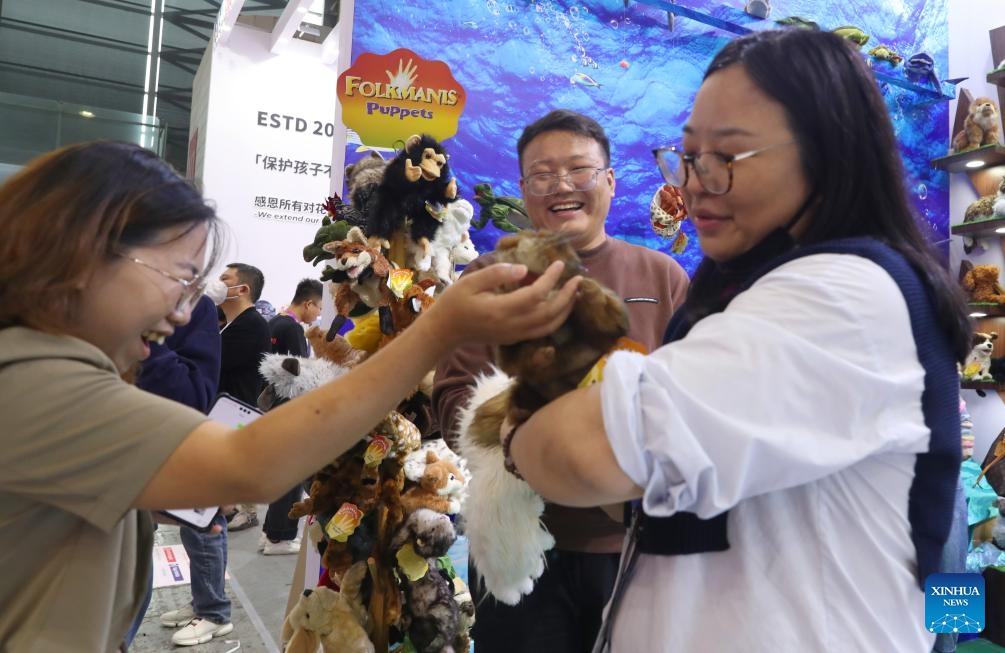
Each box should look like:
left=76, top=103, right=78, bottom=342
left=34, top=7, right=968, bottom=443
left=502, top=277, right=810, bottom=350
left=968, top=302, right=1005, bottom=317
left=960, top=379, right=1005, bottom=391
left=951, top=216, right=1005, bottom=237
left=988, top=68, right=1005, bottom=87
left=931, top=145, right=1005, bottom=173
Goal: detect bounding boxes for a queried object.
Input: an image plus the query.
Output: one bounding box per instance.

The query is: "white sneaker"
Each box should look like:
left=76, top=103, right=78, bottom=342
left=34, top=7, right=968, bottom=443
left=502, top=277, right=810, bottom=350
left=227, top=510, right=258, bottom=532
left=159, top=605, right=195, bottom=628
left=262, top=537, right=301, bottom=556
left=171, top=618, right=234, bottom=646
left=257, top=531, right=268, bottom=551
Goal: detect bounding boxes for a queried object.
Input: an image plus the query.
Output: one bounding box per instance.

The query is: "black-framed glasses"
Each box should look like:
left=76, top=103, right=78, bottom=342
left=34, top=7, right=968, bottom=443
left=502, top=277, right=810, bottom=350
left=652, top=141, right=794, bottom=195
left=522, top=166, right=608, bottom=196
left=122, top=255, right=208, bottom=313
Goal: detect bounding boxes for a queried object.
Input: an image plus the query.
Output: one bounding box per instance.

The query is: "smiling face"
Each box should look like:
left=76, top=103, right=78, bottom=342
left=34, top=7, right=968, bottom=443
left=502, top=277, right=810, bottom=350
left=519, top=130, right=614, bottom=251
left=70, top=223, right=209, bottom=372
left=681, top=64, right=812, bottom=263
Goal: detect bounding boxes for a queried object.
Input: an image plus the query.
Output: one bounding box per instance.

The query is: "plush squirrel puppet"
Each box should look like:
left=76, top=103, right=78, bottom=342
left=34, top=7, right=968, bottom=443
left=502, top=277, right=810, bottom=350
left=456, top=230, right=630, bottom=605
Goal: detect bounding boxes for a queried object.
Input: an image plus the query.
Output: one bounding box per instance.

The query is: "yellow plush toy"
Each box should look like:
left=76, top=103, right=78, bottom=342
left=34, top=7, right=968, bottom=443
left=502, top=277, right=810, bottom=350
left=281, top=561, right=373, bottom=653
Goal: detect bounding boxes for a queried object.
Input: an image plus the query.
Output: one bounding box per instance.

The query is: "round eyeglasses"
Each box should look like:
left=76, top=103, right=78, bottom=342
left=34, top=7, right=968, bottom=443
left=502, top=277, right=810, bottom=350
left=652, top=141, right=794, bottom=196
left=121, top=255, right=208, bottom=313
left=522, top=167, right=608, bottom=196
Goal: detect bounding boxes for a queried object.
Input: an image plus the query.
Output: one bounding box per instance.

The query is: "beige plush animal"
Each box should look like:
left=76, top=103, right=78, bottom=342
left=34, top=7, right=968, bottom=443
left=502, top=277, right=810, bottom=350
left=963, top=264, right=1005, bottom=304
left=953, top=97, right=1002, bottom=152
left=400, top=451, right=466, bottom=515
left=281, top=561, right=373, bottom=653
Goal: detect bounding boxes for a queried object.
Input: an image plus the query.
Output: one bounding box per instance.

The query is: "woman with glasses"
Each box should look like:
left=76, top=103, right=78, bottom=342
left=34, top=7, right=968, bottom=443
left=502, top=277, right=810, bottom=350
left=0, top=140, right=580, bottom=651
left=505, top=29, right=971, bottom=652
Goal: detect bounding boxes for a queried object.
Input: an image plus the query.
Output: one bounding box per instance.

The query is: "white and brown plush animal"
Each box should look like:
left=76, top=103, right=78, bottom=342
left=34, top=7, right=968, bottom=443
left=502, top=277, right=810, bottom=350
left=423, top=198, right=478, bottom=286
left=963, top=332, right=998, bottom=382
left=322, top=226, right=395, bottom=337
left=455, top=368, right=554, bottom=605
left=953, top=97, right=1002, bottom=152
left=281, top=562, right=373, bottom=653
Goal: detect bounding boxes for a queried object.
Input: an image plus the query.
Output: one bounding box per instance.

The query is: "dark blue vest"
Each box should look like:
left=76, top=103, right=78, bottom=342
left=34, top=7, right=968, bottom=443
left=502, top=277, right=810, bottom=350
left=636, top=237, right=960, bottom=590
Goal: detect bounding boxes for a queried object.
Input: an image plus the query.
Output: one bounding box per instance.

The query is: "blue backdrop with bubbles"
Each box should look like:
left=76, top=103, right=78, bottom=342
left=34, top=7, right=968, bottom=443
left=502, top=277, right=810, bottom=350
left=344, top=0, right=950, bottom=275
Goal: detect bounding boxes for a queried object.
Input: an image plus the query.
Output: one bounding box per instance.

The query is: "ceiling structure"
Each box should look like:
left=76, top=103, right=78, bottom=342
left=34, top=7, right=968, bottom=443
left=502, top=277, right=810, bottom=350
left=0, top=0, right=339, bottom=169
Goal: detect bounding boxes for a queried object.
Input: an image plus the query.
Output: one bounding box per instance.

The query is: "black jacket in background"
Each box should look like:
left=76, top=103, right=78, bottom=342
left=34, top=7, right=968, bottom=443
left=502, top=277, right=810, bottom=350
left=218, top=306, right=270, bottom=405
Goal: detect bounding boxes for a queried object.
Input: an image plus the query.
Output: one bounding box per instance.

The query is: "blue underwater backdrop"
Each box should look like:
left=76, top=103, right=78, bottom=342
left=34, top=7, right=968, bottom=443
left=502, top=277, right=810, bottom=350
left=345, top=0, right=950, bottom=274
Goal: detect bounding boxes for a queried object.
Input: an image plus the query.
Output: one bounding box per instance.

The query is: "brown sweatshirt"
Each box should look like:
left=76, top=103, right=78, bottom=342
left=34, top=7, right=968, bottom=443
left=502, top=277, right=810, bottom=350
left=432, top=235, right=689, bottom=553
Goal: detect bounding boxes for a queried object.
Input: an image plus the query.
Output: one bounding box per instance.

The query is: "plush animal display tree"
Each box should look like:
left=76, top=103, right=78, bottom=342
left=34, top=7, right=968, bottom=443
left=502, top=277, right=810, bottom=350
left=292, top=136, right=478, bottom=651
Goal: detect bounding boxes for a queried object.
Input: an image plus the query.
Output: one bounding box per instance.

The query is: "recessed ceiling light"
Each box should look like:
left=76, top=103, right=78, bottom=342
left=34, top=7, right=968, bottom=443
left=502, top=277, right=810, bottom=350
left=970, top=312, right=988, bottom=318
left=965, top=160, right=985, bottom=168
left=79, top=110, right=95, bottom=118
left=995, top=227, right=1005, bottom=234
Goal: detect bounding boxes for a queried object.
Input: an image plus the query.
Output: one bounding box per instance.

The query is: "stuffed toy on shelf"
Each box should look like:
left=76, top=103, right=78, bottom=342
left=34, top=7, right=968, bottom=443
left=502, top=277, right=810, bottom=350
left=963, top=264, right=1005, bottom=304
left=953, top=96, right=1002, bottom=153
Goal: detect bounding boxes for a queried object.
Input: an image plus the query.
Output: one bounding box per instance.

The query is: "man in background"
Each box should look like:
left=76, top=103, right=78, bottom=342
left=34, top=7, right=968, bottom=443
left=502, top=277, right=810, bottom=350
left=432, top=109, right=690, bottom=652
left=138, top=294, right=234, bottom=647
left=218, top=262, right=270, bottom=532
left=256, top=278, right=324, bottom=555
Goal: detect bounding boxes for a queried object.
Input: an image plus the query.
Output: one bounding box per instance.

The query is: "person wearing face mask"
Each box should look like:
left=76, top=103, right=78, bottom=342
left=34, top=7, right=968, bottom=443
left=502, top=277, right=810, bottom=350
left=432, top=109, right=690, bottom=653
left=255, top=277, right=324, bottom=556
left=0, top=140, right=581, bottom=652
left=505, top=29, right=972, bottom=653
left=217, top=262, right=270, bottom=532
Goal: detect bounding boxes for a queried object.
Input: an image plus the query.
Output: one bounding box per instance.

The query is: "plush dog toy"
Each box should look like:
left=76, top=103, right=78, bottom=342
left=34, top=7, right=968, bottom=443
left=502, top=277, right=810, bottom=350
left=953, top=97, right=1002, bottom=152
left=365, top=134, right=458, bottom=270
left=963, top=332, right=998, bottom=382
left=281, top=561, right=373, bottom=653
left=963, top=264, right=1005, bottom=304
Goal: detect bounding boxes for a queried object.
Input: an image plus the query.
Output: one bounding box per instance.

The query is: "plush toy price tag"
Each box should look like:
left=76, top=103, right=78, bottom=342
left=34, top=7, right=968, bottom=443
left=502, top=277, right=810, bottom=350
left=325, top=502, right=363, bottom=542
left=396, top=543, right=429, bottom=581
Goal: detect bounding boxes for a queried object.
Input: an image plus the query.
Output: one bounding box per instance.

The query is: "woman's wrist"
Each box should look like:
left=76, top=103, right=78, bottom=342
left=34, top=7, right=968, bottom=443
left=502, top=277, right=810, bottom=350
left=501, top=422, right=524, bottom=480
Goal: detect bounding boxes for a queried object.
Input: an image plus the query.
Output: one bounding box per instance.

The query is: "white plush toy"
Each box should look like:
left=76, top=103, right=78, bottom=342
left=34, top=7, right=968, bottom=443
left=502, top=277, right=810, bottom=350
left=422, top=198, right=478, bottom=285
left=455, top=368, right=555, bottom=606
left=963, top=332, right=997, bottom=382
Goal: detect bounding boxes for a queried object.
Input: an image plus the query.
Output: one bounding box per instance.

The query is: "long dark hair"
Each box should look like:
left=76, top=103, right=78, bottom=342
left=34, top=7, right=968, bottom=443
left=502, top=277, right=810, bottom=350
left=0, top=141, right=223, bottom=332
left=705, top=29, right=971, bottom=361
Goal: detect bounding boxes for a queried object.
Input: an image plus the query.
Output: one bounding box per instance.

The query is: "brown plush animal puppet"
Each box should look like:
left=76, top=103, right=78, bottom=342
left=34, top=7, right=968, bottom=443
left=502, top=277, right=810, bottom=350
left=322, top=226, right=395, bottom=338
left=486, top=230, right=629, bottom=428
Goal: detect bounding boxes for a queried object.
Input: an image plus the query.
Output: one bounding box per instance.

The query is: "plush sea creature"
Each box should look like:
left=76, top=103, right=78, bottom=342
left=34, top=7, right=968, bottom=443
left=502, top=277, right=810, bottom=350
left=744, top=0, right=770, bottom=19
left=774, top=15, right=820, bottom=30
left=868, top=45, right=903, bottom=66
left=472, top=182, right=532, bottom=233
left=832, top=25, right=869, bottom=47
left=904, top=52, right=935, bottom=85
left=649, top=183, right=689, bottom=254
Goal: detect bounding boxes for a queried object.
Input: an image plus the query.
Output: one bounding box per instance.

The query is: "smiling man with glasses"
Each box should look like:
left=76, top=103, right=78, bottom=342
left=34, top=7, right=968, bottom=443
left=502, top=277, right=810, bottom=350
left=431, top=109, right=690, bottom=653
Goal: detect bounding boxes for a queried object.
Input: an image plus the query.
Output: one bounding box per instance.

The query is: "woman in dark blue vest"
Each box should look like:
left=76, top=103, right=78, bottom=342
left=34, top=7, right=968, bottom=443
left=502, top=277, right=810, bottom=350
left=505, top=28, right=972, bottom=652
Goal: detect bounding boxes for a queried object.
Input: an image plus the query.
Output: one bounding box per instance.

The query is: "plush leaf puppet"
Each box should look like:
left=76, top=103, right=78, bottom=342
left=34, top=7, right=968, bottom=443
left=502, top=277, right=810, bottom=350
left=472, top=182, right=532, bottom=233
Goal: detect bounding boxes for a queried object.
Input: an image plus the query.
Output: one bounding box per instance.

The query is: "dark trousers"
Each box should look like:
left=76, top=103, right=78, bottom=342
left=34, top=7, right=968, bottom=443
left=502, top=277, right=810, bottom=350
left=263, top=485, right=301, bottom=541
left=471, top=549, right=620, bottom=653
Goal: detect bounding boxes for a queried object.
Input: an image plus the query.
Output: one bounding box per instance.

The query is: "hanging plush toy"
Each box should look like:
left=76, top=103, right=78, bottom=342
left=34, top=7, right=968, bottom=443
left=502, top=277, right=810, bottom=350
left=649, top=183, right=689, bottom=254
left=365, top=134, right=458, bottom=270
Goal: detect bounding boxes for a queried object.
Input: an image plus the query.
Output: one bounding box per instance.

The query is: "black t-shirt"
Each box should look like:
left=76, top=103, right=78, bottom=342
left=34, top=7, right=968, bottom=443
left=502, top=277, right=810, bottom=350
left=268, top=313, right=308, bottom=357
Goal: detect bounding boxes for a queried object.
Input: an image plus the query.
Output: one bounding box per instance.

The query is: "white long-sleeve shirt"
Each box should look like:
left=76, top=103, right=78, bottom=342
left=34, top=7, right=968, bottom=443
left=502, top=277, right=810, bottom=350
left=602, top=253, right=935, bottom=652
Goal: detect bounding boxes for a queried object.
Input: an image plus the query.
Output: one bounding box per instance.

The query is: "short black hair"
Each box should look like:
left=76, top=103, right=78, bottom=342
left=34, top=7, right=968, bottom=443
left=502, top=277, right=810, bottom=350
left=516, top=109, right=611, bottom=173
left=226, top=262, right=265, bottom=302
left=291, top=278, right=323, bottom=305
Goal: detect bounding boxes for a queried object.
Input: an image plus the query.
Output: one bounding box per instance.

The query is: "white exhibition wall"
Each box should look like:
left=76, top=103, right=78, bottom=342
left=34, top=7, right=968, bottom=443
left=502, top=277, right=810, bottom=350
left=192, top=21, right=346, bottom=309
left=948, top=1, right=1005, bottom=461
